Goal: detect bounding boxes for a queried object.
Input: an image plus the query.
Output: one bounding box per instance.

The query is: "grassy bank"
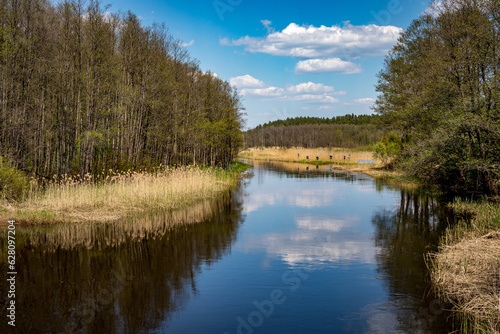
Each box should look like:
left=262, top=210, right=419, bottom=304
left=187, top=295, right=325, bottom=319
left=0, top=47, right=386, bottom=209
left=0, top=162, right=250, bottom=225
left=429, top=200, right=500, bottom=333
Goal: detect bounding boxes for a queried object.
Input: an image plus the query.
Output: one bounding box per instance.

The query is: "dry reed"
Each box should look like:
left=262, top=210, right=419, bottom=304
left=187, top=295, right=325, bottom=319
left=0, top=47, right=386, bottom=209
left=239, top=147, right=375, bottom=163
left=23, top=198, right=223, bottom=251
left=5, top=166, right=238, bottom=224
left=429, top=201, right=500, bottom=333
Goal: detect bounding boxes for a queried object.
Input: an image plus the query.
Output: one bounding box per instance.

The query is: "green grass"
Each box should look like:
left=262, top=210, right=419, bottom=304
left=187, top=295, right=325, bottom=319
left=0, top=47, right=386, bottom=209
left=227, top=161, right=252, bottom=173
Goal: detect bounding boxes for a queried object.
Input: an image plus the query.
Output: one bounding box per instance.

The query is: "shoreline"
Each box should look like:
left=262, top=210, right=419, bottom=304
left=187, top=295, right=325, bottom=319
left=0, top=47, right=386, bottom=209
left=0, top=162, right=252, bottom=226
left=239, top=146, right=426, bottom=191
left=429, top=200, right=500, bottom=332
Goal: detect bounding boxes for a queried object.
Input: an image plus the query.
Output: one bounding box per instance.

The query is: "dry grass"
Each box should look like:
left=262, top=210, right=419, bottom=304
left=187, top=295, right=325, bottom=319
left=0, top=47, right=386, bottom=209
left=2, top=166, right=240, bottom=224
left=239, top=147, right=374, bottom=163
left=331, top=164, right=424, bottom=190
left=22, top=198, right=223, bottom=251
left=429, top=201, right=500, bottom=333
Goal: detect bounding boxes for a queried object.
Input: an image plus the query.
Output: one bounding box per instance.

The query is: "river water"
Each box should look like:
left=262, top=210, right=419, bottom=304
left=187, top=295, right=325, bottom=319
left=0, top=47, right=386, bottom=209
left=0, top=160, right=457, bottom=333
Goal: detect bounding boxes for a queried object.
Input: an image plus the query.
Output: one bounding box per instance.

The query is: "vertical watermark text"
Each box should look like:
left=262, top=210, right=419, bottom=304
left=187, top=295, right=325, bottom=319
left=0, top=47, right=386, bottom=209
left=6, top=220, right=16, bottom=327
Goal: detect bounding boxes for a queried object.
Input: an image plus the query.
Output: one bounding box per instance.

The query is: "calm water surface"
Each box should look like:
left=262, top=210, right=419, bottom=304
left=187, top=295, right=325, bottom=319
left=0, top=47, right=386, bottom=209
left=0, top=160, right=457, bottom=333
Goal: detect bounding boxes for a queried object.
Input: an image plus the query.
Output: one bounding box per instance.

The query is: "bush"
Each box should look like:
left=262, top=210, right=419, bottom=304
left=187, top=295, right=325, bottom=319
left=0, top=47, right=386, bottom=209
left=372, top=133, right=402, bottom=167
left=0, top=160, right=29, bottom=201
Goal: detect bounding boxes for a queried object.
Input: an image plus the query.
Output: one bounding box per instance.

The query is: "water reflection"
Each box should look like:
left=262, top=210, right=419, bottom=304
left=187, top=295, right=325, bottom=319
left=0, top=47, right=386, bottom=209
left=370, top=191, right=456, bottom=333
left=237, top=160, right=456, bottom=333
left=245, top=213, right=375, bottom=268
left=0, top=191, right=244, bottom=333
left=0, top=160, right=458, bottom=333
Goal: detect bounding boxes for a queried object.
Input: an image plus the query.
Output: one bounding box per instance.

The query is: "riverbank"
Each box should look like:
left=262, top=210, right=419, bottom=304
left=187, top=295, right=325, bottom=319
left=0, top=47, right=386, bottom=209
left=239, top=147, right=425, bottom=191
left=429, top=200, right=500, bottom=333
left=0, top=162, right=251, bottom=225
left=239, top=147, right=374, bottom=162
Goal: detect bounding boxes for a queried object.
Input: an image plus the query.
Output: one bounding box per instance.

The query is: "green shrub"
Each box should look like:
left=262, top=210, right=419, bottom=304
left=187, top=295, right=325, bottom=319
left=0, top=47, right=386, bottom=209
left=0, top=160, right=29, bottom=201
left=373, top=133, right=402, bottom=167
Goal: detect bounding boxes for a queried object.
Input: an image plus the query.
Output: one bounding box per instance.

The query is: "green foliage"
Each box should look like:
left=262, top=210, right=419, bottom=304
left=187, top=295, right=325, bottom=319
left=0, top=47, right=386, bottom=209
left=0, top=0, right=244, bottom=179
left=373, top=133, right=402, bottom=166
left=374, top=0, right=500, bottom=195
left=0, top=159, right=29, bottom=201
left=258, top=114, right=379, bottom=128
left=228, top=161, right=251, bottom=173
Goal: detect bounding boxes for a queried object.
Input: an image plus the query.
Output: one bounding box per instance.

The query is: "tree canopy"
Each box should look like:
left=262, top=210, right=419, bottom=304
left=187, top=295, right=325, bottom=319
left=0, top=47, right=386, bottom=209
left=375, top=0, right=500, bottom=195
left=0, top=0, right=244, bottom=177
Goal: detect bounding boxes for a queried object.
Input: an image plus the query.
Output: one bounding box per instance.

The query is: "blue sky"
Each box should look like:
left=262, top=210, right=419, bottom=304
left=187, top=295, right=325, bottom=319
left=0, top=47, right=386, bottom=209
left=106, top=0, right=432, bottom=128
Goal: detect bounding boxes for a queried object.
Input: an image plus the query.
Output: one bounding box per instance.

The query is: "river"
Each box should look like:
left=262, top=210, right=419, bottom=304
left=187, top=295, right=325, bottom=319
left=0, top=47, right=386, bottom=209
left=0, top=160, right=457, bottom=333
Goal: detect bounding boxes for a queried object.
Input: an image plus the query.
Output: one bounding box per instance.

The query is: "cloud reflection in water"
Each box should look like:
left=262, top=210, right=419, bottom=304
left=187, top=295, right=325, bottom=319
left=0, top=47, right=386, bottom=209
left=245, top=214, right=378, bottom=268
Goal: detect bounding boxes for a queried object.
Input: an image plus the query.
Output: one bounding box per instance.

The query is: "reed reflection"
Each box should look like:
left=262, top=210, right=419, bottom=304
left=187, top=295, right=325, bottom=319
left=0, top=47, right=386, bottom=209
left=0, top=191, right=244, bottom=333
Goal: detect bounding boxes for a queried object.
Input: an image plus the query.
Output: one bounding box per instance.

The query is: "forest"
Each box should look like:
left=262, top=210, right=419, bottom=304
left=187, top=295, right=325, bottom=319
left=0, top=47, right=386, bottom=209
left=0, top=0, right=244, bottom=179
left=243, top=115, right=382, bottom=148
left=243, top=123, right=382, bottom=148
left=375, top=0, right=500, bottom=195
left=258, top=114, right=379, bottom=127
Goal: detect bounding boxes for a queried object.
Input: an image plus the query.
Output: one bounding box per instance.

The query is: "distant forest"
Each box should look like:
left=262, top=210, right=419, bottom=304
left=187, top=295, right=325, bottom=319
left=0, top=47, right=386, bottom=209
left=244, top=115, right=382, bottom=148
left=0, top=0, right=243, bottom=178
left=259, top=114, right=379, bottom=128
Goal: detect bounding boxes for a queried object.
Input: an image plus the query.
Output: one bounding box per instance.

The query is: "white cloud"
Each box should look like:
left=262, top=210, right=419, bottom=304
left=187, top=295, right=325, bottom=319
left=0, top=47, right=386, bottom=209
left=261, top=19, right=273, bottom=33
left=221, top=22, right=403, bottom=59
left=229, top=74, right=265, bottom=88
left=230, top=75, right=342, bottom=103
left=318, top=105, right=334, bottom=111
left=291, top=94, right=338, bottom=103
left=180, top=40, right=194, bottom=47
left=295, top=58, right=362, bottom=74
left=240, top=86, right=284, bottom=97
left=354, top=98, right=375, bottom=104
left=287, top=82, right=334, bottom=94
left=344, top=98, right=376, bottom=106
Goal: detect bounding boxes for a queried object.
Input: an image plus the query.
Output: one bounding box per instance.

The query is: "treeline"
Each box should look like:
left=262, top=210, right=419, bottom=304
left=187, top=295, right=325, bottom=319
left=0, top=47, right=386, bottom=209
left=243, top=124, right=382, bottom=148
left=0, top=0, right=243, bottom=179
left=258, top=114, right=379, bottom=128
left=375, top=0, right=500, bottom=195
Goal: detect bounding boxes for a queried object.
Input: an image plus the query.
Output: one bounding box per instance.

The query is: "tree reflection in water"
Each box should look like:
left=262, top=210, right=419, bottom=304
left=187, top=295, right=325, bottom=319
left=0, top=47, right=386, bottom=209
left=371, top=190, right=457, bottom=333
left=0, top=190, right=244, bottom=333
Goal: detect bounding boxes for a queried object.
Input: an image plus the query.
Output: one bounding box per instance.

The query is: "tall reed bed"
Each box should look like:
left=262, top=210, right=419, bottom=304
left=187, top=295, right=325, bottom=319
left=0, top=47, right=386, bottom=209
left=9, top=165, right=244, bottom=224
left=429, top=200, right=500, bottom=333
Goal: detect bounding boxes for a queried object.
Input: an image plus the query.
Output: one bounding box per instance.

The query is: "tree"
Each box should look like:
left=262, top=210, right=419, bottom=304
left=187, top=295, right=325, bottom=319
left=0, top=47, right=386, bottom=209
left=0, top=0, right=244, bottom=179
left=374, top=0, right=500, bottom=195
